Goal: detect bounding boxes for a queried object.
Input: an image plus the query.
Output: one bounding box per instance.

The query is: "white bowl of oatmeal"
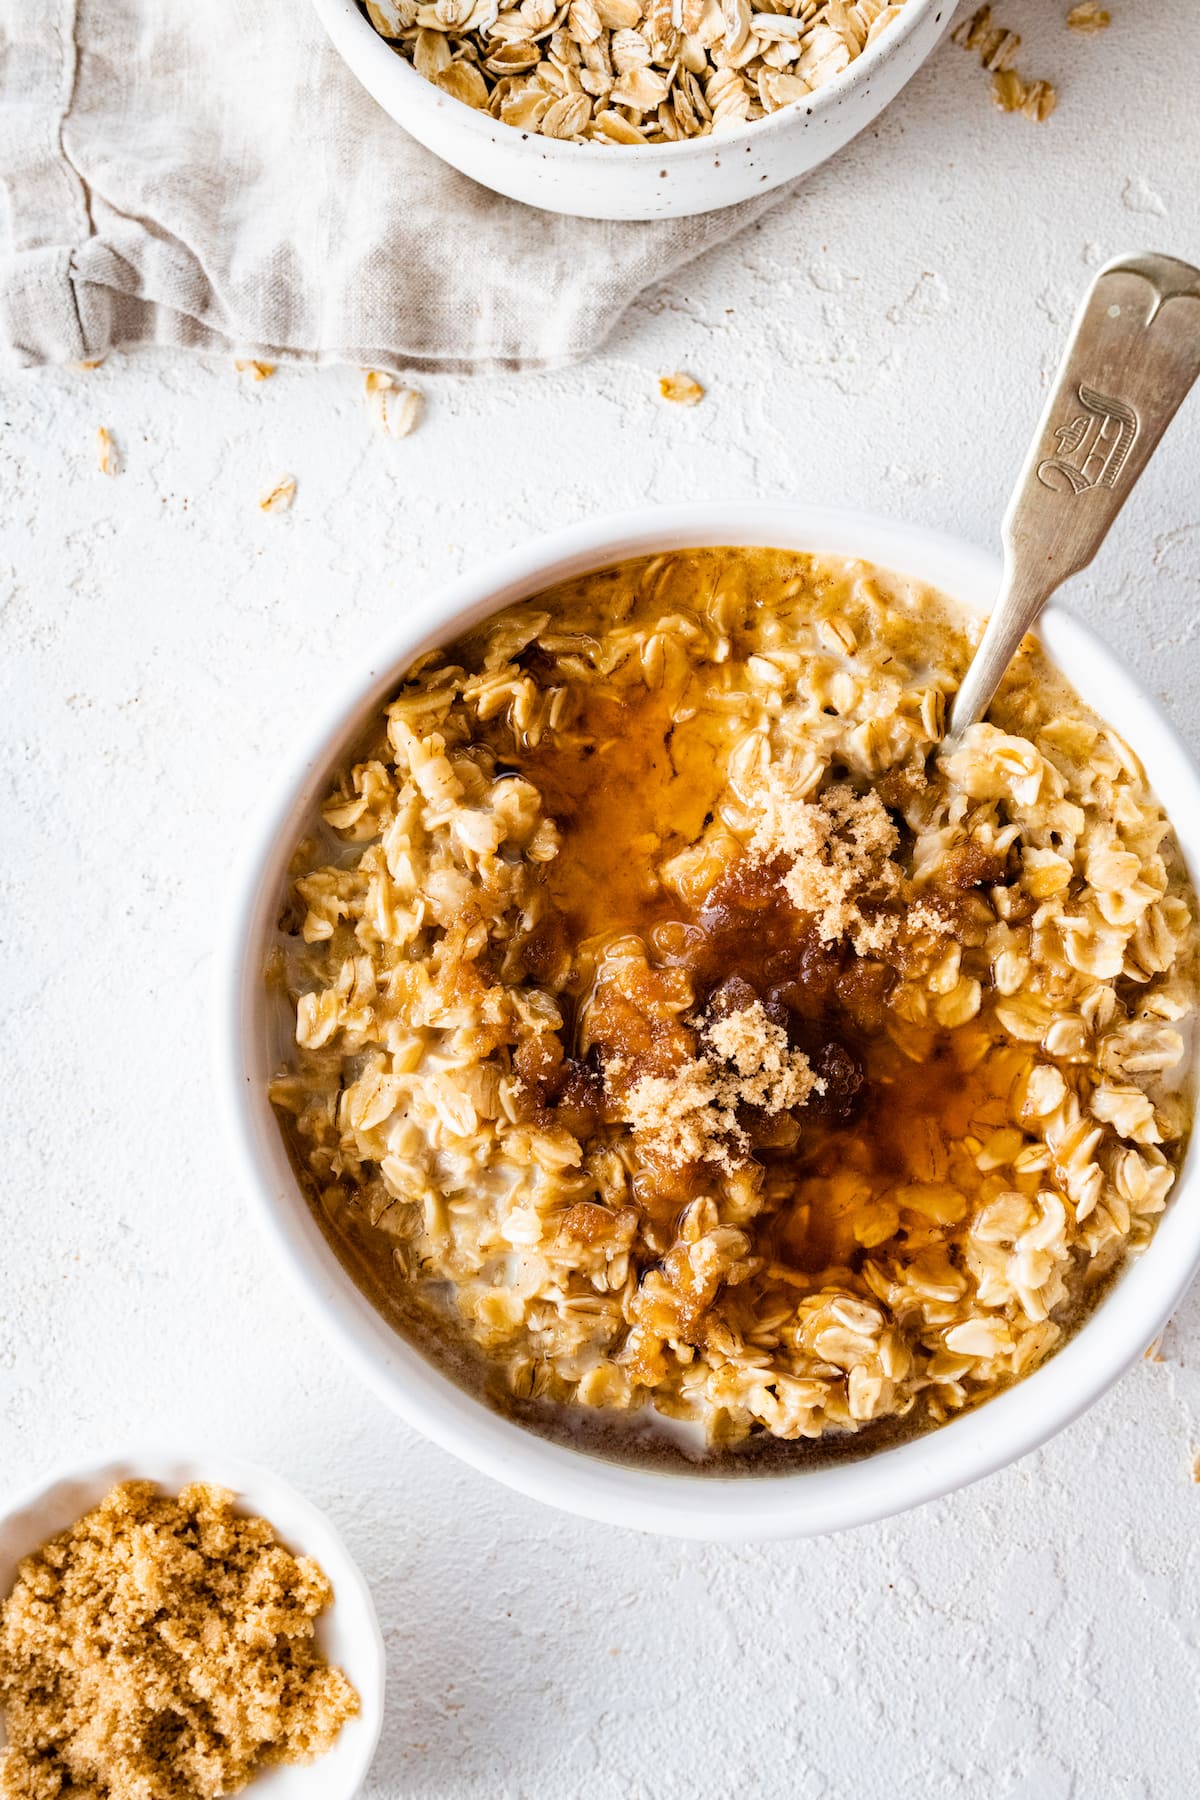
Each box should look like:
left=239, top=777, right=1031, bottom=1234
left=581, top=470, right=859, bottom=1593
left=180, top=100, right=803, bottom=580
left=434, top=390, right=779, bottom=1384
left=310, top=0, right=953, bottom=219
left=218, top=503, right=1200, bottom=1540
left=0, top=1450, right=386, bottom=1798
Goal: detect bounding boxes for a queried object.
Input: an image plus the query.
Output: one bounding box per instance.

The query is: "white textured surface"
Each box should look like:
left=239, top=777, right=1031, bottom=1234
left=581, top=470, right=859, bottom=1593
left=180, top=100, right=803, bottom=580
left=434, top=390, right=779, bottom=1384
left=3, top=4, right=1200, bottom=1795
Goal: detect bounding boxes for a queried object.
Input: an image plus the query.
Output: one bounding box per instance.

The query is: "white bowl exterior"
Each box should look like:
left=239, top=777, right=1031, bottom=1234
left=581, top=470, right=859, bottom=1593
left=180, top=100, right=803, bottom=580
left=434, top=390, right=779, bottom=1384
left=310, top=0, right=953, bottom=220
left=217, top=502, right=1200, bottom=1541
left=0, top=1451, right=385, bottom=1799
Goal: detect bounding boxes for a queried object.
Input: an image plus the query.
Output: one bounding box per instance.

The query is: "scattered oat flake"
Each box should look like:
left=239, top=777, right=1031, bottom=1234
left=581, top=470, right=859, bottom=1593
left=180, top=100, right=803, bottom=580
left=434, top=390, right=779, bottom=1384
left=659, top=372, right=704, bottom=406
left=992, top=68, right=1057, bottom=120
left=955, top=6, right=1054, bottom=118
left=260, top=476, right=296, bottom=514
left=365, top=372, right=424, bottom=438
left=1067, top=2, right=1110, bottom=29
left=1144, top=1335, right=1166, bottom=1362
left=952, top=5, right=1020, bottom=72
left=1192, top=1449, right=1200, bottom=1483
left=95, top=427, right=119, bottom=476
left=1019, top=77, right=1056, bottom=122
left=75, top=359, right=104, bottom=371
left=236, top=358, right=276, bottom=381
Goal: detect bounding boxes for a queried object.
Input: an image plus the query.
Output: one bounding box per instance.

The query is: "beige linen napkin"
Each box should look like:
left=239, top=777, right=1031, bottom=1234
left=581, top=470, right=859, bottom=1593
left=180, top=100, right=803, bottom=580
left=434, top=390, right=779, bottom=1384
left=0, top=0, right=788, bottom=375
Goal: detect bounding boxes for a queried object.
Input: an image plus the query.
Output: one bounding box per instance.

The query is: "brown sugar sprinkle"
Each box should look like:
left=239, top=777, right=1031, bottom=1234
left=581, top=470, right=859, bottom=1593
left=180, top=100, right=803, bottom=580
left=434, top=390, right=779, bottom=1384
left=621, top=995, right=820, bottom=1171
left=751, top=779, right=911, bottom=952
left=0, top=1481, right=358, bottom=1800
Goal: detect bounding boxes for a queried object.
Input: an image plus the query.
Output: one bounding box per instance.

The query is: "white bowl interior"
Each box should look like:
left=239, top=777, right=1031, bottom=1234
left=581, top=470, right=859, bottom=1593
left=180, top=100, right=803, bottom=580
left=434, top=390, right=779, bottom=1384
left=0, top=1451, right=385, bottom=1798
left=218, top=503, right=1200, bottom=1540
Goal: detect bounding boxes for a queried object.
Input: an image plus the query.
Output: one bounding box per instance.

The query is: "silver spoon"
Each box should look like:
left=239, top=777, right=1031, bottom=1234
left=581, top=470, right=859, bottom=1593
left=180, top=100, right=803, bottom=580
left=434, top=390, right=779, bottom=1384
left=945, top=253, right=1200, bottom=748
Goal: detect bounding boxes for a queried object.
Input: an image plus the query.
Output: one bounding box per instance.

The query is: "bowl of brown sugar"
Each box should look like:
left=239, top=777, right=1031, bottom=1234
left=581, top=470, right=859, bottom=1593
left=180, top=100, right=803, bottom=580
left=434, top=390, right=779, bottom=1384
left=219, top=501, right=1200, bottom=1540
left=0, top=1451, right=385, bottom=1800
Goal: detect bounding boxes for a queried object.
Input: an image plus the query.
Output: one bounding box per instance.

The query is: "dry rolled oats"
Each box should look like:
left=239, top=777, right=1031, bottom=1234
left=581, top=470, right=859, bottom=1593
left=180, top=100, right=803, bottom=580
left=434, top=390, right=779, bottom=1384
left=954, top=4, right=1057, bottom=121
left=363, top=0, right=912, bottom=142
left=270, top=549, right=1197, bottom=1454
left=992, top=67, right=1057, bottom=120
left=951, top=3, right=1020, bottom=71
left=1066, top=2, right=1110, bottom=31
left=259, top=475, right=297, bottom=513
left=659, top=371, right=705, bottom=404
left=365, top=371, right=425, bottom=438
left=94, top=426, right=119, bottom=476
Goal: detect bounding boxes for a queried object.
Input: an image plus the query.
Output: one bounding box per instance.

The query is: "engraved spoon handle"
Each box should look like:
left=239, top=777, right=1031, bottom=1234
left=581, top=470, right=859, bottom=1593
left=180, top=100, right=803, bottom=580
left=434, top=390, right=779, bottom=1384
left=946, top=253, right=1200, bottom=744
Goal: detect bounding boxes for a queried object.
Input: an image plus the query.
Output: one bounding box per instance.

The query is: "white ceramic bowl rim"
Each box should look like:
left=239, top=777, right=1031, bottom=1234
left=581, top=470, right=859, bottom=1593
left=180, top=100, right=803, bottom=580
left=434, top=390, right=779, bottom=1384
left=313, top=0, right=944, bottom=162
left=217, top=502, right=1200, bottom=1541
left=0, top=1448, right=386, bottom=1798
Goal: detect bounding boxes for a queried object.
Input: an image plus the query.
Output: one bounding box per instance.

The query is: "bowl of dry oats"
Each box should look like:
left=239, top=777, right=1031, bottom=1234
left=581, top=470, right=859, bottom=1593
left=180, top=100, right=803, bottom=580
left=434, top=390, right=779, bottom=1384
left=0, top=1450, right=386, bottom=1798
left=219, top=503, right=1200, bottom=1540
left=310, top=0, right=953, bottom=218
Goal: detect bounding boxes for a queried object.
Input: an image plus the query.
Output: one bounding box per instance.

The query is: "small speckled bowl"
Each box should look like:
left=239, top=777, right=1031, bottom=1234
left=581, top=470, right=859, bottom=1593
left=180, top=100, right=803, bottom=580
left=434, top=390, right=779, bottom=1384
left=0, top=1451, right=386, bottom=1799
left=311, top=0, right=953, bottom=220
left=219, top=503, right=1200, bottom=1540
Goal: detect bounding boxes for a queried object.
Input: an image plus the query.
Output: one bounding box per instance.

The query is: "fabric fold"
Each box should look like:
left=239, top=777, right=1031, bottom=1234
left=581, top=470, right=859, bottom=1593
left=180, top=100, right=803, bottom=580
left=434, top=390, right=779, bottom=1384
left=0, top=0, right=790, bottom=375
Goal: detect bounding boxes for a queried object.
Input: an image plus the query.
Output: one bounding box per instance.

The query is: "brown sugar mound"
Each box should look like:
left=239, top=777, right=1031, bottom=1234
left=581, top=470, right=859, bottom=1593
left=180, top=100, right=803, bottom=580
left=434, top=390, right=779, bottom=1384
left=0, top=1481, right=358, bottom=1800
left=622, top=996, right=820, bottom=1170
left=749, top=777, right=907, bottom=952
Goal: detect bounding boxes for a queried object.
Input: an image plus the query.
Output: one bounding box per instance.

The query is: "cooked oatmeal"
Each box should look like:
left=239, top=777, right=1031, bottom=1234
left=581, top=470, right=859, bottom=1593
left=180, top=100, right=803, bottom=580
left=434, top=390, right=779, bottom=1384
left=0, top=1482, right=358, bottom=1800
left=270, top=549, right=1197, bottom=1451
left=361, top=0, right=909, bottom=144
